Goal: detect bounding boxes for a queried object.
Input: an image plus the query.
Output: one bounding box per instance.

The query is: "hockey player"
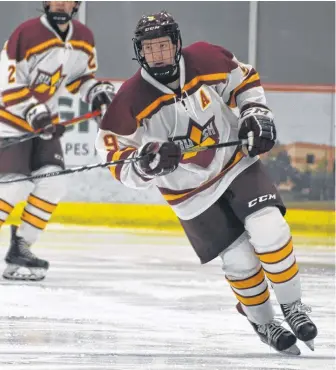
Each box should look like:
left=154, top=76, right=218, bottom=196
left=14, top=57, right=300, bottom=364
left=95, top=11, right=317, bottom=354
left=0, top=1, right=114, bottom=281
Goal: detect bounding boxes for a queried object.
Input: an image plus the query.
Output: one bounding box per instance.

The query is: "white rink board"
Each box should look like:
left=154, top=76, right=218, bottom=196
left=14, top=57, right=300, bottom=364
left=59, top=81, right=123, bottom=167
left=63, top=168, right=164, bottom=203
left=58, top=80, right=163, bottom=203
left=58, top=81, right=159, bottom=203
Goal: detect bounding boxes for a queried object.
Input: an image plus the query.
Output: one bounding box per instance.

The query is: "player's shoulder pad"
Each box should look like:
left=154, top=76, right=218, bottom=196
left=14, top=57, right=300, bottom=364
left=183, top=41, right=238, bottom=74
left=100, top=72, right=142, bottom=136
left=6, top=17, right=47, bottom=61
left=71, top=20, right=95, bottom=46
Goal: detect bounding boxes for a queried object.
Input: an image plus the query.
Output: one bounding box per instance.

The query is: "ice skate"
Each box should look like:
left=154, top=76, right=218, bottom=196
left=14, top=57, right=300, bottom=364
left=281, top=300, right=317, bottom=351
left=236, top=302, right=300, bottom=355
left=3, top=225, right=49, bottom=281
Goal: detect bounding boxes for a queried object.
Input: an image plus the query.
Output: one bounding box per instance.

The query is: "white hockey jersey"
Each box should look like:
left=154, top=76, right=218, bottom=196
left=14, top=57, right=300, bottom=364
left=96, top=42, right=269, bottom=220
left=0, top=14, right=99, bottom=137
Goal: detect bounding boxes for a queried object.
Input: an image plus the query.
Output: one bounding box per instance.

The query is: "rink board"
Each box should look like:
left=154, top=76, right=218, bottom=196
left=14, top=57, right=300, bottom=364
left=6, top=202, right=335, bottom=244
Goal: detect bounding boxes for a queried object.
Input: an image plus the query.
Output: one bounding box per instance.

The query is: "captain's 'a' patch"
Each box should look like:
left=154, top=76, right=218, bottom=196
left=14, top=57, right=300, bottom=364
left=198, top=88, right=211, bottom=111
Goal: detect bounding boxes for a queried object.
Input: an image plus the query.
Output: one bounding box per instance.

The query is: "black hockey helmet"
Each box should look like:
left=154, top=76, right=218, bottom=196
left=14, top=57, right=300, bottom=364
left=43, top=1, right=81, bottom=24
left=133, top=10, right=182, bottom=80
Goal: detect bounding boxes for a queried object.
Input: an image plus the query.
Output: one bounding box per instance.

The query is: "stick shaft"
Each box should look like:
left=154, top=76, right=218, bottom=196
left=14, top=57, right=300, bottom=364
left=0, top=110, right=101, bottom=149
left=182, top=139, right=246, bottom=153
left=0, top=156, right=141, bottom=184
left=0, top=139, right=247, bottom=184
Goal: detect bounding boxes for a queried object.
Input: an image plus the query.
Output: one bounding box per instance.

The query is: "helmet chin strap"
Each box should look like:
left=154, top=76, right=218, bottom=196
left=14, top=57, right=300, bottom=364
left=148, top=64, right=180, bottom=83
left=47, top=11, right=71, bottom=25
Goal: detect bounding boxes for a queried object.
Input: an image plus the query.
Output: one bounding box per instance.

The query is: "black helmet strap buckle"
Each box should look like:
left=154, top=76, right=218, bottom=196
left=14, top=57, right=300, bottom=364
left=43, top=1, right=80, bottom=24
left=47, top=12, right=71, bottom=25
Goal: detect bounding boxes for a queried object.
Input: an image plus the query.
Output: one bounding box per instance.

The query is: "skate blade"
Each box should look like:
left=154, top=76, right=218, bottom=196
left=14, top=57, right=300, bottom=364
left=260, top=339, right=301, bottom=356
left=3, top=265, right=47, bottom=281
left=281, top=343, right=301, bottom=356
left=304, top=339, right=314, bottom=351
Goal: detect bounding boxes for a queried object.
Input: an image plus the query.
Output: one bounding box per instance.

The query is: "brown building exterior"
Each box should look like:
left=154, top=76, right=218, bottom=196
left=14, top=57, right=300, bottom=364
left=284, top=142, right=335, bottom=172
left=262, top=142, right=335, bottom=173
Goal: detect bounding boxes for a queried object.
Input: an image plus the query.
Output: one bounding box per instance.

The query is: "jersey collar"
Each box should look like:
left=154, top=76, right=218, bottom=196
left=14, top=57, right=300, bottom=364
left=40, top=14, right=73, bottom=43
left=141, top=55, right=186, bottom=96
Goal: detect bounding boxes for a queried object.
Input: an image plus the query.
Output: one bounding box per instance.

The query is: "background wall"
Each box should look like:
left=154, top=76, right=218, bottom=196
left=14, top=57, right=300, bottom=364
left=85, top=1, right=336, bottom=84
left=86, top=1, right=251, bottom=79
left=256, top=1, right=335, bottom=84
left=0, top=2, right=334, bottom=84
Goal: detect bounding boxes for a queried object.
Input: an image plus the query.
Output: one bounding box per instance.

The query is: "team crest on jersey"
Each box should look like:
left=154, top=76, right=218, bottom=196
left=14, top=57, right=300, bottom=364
left=198, top=88, right=211, bottom=111
left=32, top=66, right=66, bottom=101
left=171, top=115, right=219, bottom=168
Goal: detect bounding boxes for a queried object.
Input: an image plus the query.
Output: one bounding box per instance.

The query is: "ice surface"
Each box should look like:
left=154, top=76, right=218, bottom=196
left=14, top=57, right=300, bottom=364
left=0, top=226, right=334, bottom=369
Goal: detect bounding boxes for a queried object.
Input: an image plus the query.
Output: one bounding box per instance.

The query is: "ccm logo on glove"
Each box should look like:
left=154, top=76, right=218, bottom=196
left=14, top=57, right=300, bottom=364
left=238, top=104, right=276, bottom=157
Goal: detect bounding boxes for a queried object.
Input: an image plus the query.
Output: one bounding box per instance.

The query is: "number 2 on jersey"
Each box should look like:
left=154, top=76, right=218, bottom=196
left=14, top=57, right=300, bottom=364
left=8, top=65, right=16, bottom=83
left=88, top=54, right=96, bottom=70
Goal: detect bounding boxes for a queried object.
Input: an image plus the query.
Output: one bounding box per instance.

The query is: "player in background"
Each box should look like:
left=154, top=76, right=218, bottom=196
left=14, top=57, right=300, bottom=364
left=95, top=11, right=318, bottom=355
left=0, top=1, right=114, bottom=281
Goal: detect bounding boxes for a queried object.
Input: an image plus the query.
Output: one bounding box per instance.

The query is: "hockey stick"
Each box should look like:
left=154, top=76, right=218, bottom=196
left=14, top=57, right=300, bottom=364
left=0, top=110, right=101, bottom=149
left=183, top=139, right=247, bottom=153
left=0, top=139, right=244, bottom=184
left=0, top=156, right=145, bottom=184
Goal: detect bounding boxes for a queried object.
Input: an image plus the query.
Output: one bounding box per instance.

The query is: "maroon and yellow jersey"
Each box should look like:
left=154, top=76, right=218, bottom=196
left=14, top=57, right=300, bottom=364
left=0, top=14, right=99, bottom=136
left=96, top=42, right=267, bottom=220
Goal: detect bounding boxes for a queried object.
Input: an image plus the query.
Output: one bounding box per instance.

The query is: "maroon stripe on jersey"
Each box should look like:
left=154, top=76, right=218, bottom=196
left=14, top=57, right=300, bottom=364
left=245, top=68, right=258, bottom=80
left=228, top=80, right=262, bottom=109
left=66, top=74, right=95, bottom=94
left=26, top=42, right=64, bottom=61
left=107, top=146, right=152, bottom=183
left=226, top=90, right=235, bottom=107
left=159, top=151, right=245, bottom=206
left=107, top=150, right=117, bottom=162
left=135, top=76, right=228, bottom=125
left=2, top=90, right=33, bottom=108
left=133, top=171, right=152, bottom=183
left=227, top=70, right=260, bottom=107
left=114, top=148, right=137, bottom=182
left=2, top=86, right=28, bottom=96
left=0, top=107, right=33, bottom=132
left=185, top=78, right=228, bottom=98
left=137, top=98, right=176, bottom=125
left=158, top=186, right=197, bottom=196
left=235, top=80, right=262, bottom=100
left=70, top=45, right=93, bottom=57
left=0, top=198, right=14, bottom=215
left=227, top=69, right=258, bottom=100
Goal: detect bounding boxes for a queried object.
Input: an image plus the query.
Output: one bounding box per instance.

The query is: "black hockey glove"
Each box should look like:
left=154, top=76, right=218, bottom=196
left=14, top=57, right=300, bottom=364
left=133, top=141, right=181, bottom=179
left=238, top=104, right=276, bottom=157
left=25, top=103, right=55, bottom=140
left=88, top=82, right=115, bottom=123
